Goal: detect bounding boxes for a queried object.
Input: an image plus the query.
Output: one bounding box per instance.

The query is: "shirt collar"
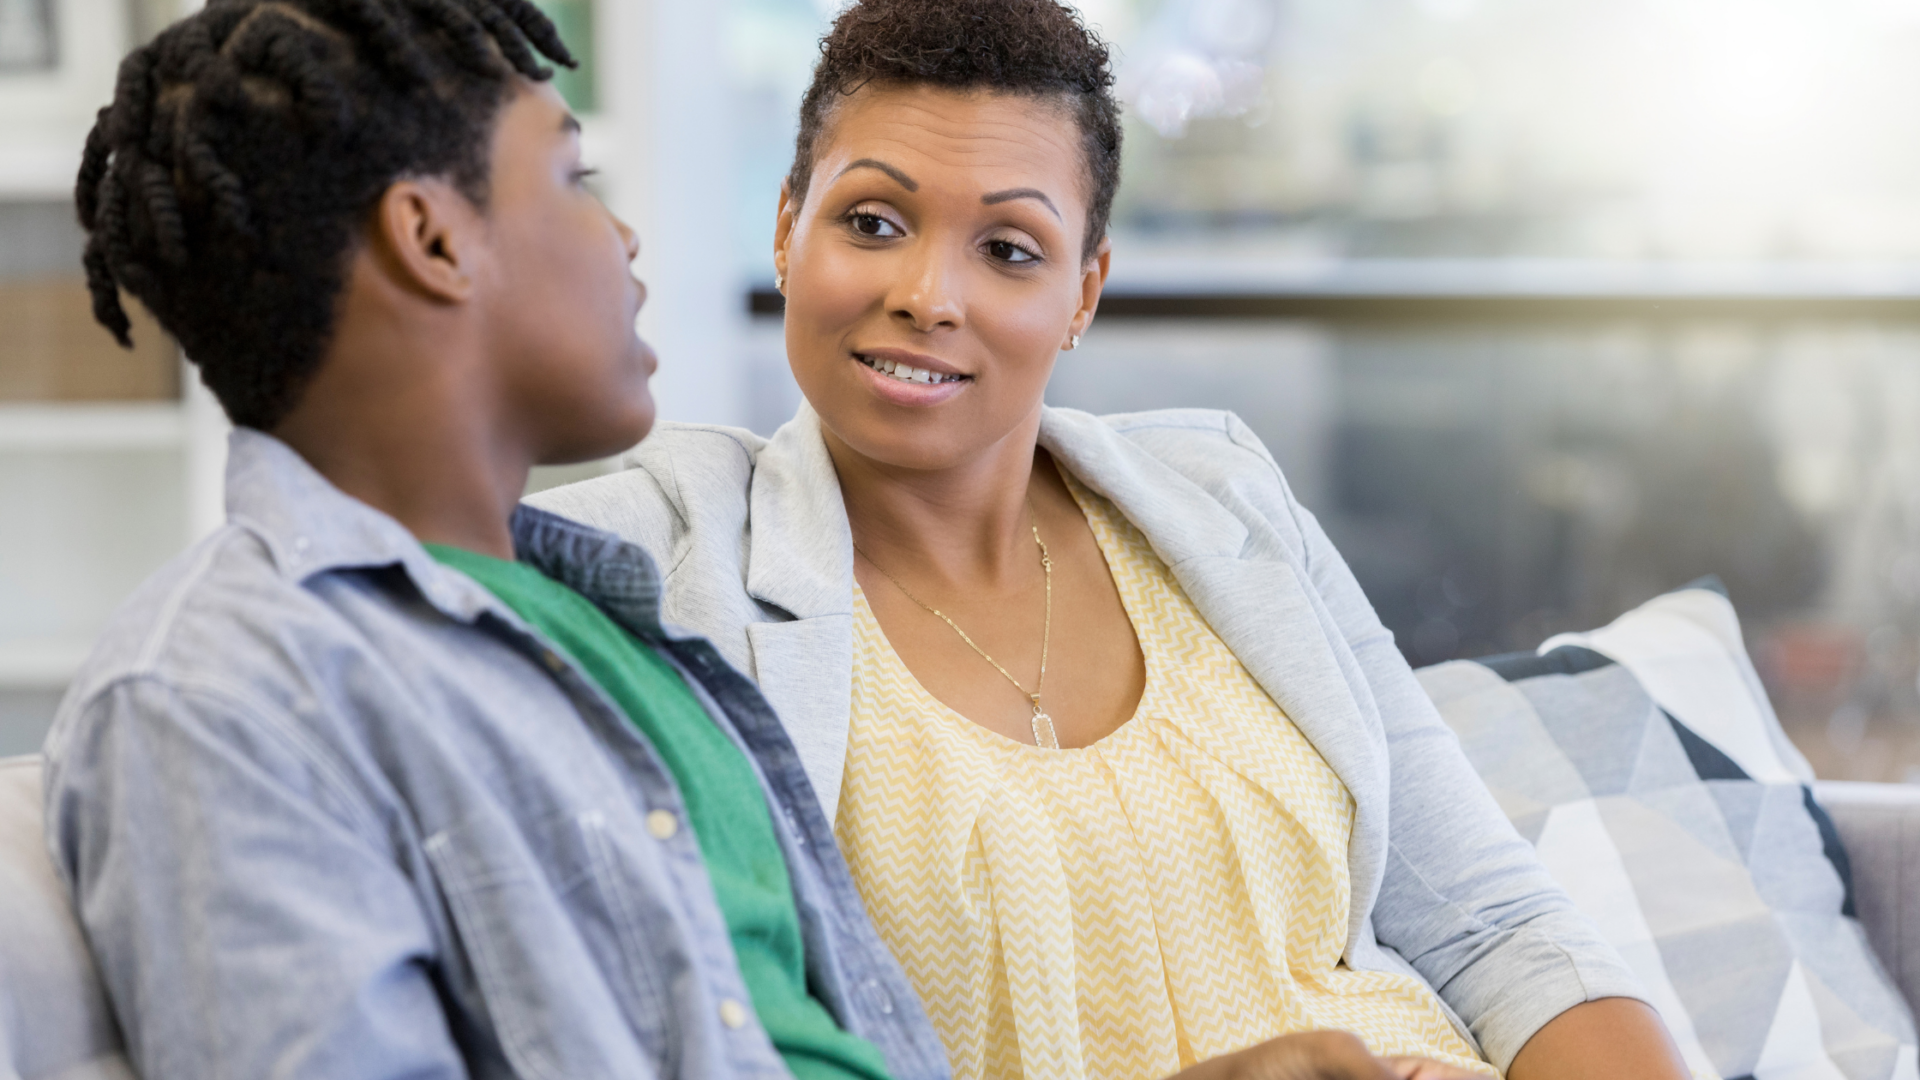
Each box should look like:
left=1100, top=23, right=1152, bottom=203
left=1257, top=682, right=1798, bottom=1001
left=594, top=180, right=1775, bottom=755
left=222, top=428, right=666, bottom=635
left=510, top=502, right=667, bottom=640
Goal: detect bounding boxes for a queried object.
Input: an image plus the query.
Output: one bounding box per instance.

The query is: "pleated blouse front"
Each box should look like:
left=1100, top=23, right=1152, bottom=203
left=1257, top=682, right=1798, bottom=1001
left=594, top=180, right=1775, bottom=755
left=834, top=475, right=1495, bottom=1080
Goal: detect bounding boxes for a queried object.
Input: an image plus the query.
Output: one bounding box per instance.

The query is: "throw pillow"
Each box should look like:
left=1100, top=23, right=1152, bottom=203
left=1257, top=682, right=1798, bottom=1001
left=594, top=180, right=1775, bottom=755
left=1417, top=579, right=1918, bottom=1080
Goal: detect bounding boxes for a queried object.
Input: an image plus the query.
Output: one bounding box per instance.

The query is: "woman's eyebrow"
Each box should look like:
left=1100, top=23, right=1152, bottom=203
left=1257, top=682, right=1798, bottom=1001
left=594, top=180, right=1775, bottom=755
left=836, top=158, right=919, bottom=191
left=982, top=187, right=1061, bottom=221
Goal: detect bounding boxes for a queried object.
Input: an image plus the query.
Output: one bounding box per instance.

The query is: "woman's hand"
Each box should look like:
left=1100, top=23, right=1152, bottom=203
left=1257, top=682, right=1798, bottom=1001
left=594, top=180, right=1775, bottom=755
left=1170, top=1030, right=1403, bottom=1080
left=1386, top=1057, right=1484, bottom=1080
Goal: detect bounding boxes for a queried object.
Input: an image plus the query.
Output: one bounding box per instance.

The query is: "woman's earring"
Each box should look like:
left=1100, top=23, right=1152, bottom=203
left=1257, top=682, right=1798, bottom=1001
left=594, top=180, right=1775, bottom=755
left=775, top=272, right=786, bottom=293
left=1068, top=334, right=1081, bottom=350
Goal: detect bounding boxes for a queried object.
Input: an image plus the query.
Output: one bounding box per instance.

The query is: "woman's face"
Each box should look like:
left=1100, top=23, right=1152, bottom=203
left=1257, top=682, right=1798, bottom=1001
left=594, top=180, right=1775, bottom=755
left=775, top=84, right=1108, bottom=472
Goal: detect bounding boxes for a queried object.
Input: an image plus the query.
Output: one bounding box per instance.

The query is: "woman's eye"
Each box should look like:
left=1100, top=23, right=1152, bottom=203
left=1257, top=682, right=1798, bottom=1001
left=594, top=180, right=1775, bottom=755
left=849, top=213, right=901, bottom=238
left=986, top=239, right=1037, bottom=264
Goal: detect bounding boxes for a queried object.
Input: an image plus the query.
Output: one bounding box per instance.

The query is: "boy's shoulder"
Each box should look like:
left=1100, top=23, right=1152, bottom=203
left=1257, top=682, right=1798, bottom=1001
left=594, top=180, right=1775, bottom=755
left=45, top=516, right=420, bottom=761
left=57, top=524, right=285, bottom=708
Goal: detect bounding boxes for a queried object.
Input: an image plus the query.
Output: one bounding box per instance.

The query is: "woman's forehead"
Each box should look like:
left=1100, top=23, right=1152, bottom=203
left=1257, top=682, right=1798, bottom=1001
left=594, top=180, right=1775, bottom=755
left=813, top=85, right=1084, bottom=196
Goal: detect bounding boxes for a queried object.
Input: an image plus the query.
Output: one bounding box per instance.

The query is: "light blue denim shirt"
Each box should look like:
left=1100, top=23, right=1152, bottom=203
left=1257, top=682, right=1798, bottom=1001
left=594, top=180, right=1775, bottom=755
left=41, top=429, right=951, bottom=1080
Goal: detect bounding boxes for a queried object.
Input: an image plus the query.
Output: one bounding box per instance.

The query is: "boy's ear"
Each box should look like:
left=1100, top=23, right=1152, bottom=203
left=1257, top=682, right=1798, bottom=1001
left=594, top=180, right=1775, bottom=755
left=369, top=178, right=481, bottom=304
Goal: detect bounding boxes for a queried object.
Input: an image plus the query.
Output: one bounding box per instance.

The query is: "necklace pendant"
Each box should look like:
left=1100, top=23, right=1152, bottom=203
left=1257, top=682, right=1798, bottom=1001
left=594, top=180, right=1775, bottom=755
left=1030, top=708, right=1059, bottom=750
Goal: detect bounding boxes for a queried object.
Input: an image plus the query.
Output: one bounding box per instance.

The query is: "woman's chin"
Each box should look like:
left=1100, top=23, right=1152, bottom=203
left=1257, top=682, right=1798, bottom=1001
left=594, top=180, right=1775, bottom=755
left=816, top=409, right=978, bottom=473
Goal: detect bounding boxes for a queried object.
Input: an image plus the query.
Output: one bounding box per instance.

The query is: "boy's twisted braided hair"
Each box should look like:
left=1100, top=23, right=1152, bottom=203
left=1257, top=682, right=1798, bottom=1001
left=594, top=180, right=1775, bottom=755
left=77, top=0, right=574, bottom=428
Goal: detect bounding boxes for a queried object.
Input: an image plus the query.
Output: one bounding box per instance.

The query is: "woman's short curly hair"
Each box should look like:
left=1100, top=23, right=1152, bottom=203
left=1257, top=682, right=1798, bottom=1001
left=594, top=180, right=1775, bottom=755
left=788, top=0, right=1122, bottom=263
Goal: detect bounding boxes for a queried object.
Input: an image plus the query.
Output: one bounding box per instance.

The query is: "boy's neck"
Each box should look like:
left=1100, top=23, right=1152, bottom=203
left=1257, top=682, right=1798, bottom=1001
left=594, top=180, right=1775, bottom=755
left=271, top=305, right=528, bottom=561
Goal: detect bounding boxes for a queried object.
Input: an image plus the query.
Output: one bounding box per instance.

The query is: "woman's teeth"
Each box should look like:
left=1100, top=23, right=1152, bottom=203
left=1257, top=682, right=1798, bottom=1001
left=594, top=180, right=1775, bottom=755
left=860, top=355, right=965, bottom=385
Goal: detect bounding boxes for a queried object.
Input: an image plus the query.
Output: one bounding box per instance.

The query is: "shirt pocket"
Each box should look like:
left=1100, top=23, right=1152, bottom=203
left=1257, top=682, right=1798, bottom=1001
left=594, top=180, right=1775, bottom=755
left=425, top=808, right=676, bottom=1080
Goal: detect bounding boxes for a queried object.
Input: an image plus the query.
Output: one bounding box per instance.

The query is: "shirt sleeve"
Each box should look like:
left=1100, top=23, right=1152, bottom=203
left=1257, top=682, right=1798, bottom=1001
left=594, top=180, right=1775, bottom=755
left=1226, top=413, right=1650, bottom=1071
left=43, top=675, right=471, bottom=1080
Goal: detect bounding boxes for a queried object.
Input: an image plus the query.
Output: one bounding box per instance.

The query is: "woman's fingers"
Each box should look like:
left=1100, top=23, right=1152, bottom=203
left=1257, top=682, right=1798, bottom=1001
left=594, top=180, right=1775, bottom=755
left=1226, top=1030, right=1398, bottom=1080
left=1175, top=1033, right=1488, bottom=1080
left=1387, top=1057, right=1483, bottom=1080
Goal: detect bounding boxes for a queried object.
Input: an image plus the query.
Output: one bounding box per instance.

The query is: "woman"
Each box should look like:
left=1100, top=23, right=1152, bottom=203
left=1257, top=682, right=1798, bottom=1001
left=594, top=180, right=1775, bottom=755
left=534, top=2, right=1691, bottom=1077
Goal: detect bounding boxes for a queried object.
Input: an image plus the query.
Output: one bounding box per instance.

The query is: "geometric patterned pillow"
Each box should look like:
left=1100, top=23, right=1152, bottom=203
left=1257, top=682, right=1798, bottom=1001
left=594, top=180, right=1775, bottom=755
left=1417, top=580, right=1919, bottom=1080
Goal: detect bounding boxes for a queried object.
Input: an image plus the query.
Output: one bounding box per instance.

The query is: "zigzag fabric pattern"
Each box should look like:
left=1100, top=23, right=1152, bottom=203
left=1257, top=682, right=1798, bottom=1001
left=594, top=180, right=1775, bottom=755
left=836, top=474, right=1495, bottom=1080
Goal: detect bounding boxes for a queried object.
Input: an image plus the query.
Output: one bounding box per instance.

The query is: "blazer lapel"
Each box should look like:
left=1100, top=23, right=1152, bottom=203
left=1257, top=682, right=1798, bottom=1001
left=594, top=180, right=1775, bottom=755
left=1037, top=409, right=1249, bottom=567
left=742, top=404, right=862, bottom=818
left=745, top=402, right=852, bottom=620
left=747, top=617, right=855, bottom=816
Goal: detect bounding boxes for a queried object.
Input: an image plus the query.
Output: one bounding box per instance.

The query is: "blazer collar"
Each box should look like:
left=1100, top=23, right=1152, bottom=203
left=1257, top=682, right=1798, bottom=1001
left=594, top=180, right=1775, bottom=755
left=745, top=401, right=856, bottom=620
left=1035, top=408, right=1251, bottom=568
left=743, top=405, right=1258, bottom=620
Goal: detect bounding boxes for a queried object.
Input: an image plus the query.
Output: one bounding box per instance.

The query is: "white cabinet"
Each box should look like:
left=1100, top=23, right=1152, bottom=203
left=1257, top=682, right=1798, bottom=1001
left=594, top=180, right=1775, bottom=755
left=0, top=388, right=227, bottom=753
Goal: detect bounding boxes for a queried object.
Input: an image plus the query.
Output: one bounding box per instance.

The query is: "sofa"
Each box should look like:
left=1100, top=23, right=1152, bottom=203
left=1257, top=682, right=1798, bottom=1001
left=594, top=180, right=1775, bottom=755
left=1, top=755, right=132, bottom=1080
left=6, top=579, right=1920, bottom=1079
left=3, top=759, right=1916, bottom=1079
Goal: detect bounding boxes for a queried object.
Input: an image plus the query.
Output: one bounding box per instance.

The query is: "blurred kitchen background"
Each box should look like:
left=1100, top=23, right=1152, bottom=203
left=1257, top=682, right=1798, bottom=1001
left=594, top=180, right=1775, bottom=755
left=5, top=0, right=1920, bottom=782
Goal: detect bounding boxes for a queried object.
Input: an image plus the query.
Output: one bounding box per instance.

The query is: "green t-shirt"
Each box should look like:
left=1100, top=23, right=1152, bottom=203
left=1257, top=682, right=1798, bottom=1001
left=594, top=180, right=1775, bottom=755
left=427, top=545, right=891, bottom=1080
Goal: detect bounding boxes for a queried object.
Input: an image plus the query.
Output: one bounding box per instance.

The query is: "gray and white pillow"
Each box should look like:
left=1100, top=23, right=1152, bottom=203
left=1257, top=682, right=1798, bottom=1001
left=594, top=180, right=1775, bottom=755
left=1418, top=580, right=1918, bottom=1080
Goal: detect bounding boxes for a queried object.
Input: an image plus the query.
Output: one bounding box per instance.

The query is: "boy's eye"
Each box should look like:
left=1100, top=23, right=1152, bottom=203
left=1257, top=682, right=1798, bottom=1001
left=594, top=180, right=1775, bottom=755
left=986, top=239, right=1037, bottom=264
left=849, top=212, right=901, bottom=238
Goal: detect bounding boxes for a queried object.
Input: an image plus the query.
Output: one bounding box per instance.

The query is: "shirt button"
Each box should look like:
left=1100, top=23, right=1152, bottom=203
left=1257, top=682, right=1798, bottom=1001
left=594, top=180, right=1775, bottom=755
left=645, top=810, right=679, bottom=840
left=862, top=977, right=895, bottom=1015
left=718, top=997, right=748, bottom=1029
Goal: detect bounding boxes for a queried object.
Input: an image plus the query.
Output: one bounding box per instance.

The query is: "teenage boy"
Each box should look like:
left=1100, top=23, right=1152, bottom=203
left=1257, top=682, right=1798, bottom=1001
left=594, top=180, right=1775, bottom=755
left=49, top=3, right=949, bottom=1078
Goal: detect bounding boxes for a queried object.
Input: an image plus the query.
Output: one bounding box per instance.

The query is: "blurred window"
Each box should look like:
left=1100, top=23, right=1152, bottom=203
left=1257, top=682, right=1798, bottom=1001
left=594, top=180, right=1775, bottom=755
left=732, top=0, right=1920, bottom=265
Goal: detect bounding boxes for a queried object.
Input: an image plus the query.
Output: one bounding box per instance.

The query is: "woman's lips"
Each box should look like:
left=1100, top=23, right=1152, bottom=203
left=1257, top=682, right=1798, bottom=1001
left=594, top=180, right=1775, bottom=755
left=853, top=351, right=971, bottom=407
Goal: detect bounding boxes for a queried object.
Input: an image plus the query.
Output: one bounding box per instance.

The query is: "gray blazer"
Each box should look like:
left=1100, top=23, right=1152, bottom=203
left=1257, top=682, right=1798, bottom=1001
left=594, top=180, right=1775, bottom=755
left=529, top=403, right=1647, bottom=1070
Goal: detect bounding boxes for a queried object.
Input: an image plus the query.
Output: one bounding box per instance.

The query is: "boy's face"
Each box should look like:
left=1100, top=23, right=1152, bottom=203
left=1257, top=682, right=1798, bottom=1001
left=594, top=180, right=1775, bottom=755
left=478, top=80, right=656, bottom=464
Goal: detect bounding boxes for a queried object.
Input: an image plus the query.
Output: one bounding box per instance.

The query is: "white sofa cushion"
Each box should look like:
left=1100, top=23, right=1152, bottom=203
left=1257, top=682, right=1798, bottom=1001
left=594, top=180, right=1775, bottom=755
left=0, top=755, right=132, bottom=1080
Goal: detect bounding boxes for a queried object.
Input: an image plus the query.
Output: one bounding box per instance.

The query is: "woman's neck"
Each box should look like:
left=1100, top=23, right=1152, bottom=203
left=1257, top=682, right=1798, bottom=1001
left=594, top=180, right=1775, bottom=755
left=824, top=414, right=1051, bottom=591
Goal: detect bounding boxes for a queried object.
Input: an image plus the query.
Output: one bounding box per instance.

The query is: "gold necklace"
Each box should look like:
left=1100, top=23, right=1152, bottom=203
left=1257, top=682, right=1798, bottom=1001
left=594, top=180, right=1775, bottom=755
left=854, top=520, right=1058, bottom=749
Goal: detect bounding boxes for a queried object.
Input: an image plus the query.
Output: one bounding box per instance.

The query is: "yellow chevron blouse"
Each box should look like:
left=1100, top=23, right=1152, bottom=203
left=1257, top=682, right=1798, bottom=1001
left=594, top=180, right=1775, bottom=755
left=836, top=474, right=1497, bottom=1080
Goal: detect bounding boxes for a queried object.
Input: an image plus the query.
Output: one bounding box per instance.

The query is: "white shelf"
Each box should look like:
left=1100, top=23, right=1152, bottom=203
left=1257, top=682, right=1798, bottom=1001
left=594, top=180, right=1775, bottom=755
left=0, top=133, right=84, bottom=202
left=0, top=402, right=186, bottom=451
left=0, top=638, right=90, bottom=688
left=1098, top=253, right=1920, bottom=300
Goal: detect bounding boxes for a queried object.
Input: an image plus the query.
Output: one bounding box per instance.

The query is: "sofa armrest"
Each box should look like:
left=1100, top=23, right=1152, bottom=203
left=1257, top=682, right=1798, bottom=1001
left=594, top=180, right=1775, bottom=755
left=0, top=754, right=134, bottom=1080
left=1814, top=780, right=1920, bottom=1020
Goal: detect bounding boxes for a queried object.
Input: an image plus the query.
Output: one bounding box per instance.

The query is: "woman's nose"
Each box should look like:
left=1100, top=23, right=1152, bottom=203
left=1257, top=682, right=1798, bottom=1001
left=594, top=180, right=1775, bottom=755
left=887, top=239, right=964, bottom=333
